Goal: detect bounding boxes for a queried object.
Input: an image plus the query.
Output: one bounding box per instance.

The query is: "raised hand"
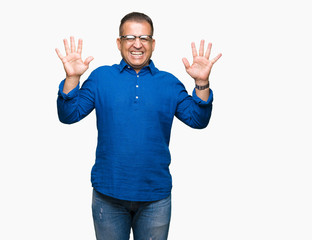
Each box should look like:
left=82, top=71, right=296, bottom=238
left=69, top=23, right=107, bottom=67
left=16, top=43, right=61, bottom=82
left=55, top=36, right=94, bottom=93
left=56, top=36, right=94, bottom=78
left=182, top=40, right=221, bottom=86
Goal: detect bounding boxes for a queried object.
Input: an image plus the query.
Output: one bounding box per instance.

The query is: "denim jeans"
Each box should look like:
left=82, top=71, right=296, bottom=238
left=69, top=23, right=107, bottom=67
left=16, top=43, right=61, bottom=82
left=92, top=189, right=171, bottom=240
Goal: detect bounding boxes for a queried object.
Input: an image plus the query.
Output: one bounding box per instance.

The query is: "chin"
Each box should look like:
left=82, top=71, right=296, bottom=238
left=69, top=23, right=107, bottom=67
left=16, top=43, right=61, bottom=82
left=129, top=60, right=147, bottom=68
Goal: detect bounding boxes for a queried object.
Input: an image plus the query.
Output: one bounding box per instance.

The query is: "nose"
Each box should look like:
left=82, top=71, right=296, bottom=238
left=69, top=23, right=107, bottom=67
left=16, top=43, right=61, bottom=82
left=133, top=37, right=143, bottom=48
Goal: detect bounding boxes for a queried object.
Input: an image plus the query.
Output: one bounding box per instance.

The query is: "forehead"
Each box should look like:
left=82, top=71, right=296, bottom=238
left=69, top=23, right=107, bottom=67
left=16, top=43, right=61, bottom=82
left=121, top=21, right=152, bottom=35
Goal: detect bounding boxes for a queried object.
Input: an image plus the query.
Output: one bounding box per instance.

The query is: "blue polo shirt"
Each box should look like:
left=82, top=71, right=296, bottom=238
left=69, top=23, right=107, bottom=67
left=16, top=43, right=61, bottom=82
left=57, top=59, right=213, bottom=201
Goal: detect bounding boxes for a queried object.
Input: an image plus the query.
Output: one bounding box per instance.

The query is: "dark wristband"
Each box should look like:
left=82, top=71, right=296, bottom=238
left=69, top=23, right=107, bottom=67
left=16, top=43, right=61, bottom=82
left=195, top=82, right=210, bottom=90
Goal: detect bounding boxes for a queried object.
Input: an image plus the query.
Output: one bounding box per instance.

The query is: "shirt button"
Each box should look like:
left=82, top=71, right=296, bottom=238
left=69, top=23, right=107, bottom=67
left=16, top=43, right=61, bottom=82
left=136, top=96, right=139, bottom=99
left=137, top=75, right=139, bottom=78
left=136, top=85, right=139, bottom=88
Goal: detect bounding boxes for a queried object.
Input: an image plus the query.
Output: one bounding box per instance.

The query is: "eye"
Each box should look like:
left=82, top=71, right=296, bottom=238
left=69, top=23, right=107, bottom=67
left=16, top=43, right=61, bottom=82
left=121, top=35, right=136, bottom=41
left=125, top=35, right=136, bottom=41
left=139, top=35, right=152, bottom=42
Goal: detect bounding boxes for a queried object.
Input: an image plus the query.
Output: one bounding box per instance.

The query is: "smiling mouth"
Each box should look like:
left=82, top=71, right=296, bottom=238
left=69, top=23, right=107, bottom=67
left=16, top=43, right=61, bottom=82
left=130, top=51, right=144, bottom=56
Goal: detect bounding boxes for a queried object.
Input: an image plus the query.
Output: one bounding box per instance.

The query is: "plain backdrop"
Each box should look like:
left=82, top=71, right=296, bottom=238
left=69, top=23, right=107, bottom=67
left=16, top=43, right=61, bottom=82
left=1, top=0, right=311, bottom=239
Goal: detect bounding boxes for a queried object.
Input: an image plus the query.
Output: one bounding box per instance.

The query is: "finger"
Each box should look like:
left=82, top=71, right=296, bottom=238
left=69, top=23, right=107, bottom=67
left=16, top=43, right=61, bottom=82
left=182, top=57, right=190, bottom=69
left=84, top=56, right=94, bottom=66
left=205, top=42, right=212, bottom=59
left=77, top=39, right=83, bottom=55
left=70, top=36, right=76, bottom=53
left=199, top=40, right=205, bottom=56
left=55, top=48, right=64, bottom=60
left=64, top=39, right=70, bottom=55
left=191, top=42, right=197, bottom=58
left=211, top=53, right=222, bottom=64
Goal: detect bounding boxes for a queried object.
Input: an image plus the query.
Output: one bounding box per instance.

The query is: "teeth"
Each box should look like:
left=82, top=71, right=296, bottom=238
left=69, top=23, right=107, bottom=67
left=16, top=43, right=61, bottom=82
left=131, top=52, right=143, bottom=56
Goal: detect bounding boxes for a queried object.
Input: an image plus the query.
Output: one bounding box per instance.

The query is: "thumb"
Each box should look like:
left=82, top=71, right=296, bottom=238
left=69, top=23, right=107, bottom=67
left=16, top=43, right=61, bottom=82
left=182, top=58, right=190, bottom=69
left=84, top=56, right=94, bottom=66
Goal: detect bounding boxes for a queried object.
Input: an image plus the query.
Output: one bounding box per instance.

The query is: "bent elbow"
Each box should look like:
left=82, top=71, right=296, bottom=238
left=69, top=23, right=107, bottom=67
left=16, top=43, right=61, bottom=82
left=190, top=110, right=212, bottom=129
left=192, top=119, right=210, bottom=129
left=57, top=109, right=79, bottom=125
left=58, top=115, right=76, bottom=125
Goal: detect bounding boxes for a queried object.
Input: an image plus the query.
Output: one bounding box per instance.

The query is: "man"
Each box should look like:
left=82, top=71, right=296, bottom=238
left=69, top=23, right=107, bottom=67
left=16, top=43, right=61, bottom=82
left=56, top=12, right=221, bottom=240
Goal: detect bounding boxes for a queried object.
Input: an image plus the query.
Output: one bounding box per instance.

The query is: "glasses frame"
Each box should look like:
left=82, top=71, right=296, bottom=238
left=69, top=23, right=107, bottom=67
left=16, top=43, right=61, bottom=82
left=119, top=35, right=153, bottom=43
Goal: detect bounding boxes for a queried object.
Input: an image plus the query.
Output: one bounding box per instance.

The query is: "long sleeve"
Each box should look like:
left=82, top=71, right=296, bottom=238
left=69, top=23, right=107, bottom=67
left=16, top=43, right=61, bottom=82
left=174, top=81, right=213, bottom=129
left=57, top=76, right=95, bottom=124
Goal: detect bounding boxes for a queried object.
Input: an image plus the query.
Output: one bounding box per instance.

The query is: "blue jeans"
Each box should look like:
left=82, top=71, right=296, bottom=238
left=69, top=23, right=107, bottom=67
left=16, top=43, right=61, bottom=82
left=92, top=189, right=171, bottom=240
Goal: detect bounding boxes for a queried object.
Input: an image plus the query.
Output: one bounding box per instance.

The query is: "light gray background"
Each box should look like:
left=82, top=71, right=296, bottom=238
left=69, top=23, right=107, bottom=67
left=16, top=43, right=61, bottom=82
left=1, top=0, right=311, bottom=239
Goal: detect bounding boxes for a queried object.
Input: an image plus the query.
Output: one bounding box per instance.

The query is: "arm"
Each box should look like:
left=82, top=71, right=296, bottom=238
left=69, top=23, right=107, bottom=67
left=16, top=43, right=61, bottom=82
left=175, top=81, right=213, bottom=129
left=182, top=40, right=222, bottom=101
left=174, top=41, right=221, bottom=128
left=57, top=77, right=95, bottom=124
left=56, top=37, right=95, bottom=124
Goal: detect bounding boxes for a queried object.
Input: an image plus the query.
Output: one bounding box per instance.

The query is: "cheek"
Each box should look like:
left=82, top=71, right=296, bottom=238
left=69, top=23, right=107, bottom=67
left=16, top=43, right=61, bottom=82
left=147, top=45, right=155, bottom=54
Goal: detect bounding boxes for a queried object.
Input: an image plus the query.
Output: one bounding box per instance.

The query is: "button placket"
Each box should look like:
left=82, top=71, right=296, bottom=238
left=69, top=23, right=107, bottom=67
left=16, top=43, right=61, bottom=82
left=135, top=74, right=140, bottom=103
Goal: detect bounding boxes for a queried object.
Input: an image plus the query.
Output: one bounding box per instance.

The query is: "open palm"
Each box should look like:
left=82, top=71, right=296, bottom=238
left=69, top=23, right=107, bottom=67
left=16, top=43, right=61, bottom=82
left=182, top=40, right=221, bottom=84
left=55, top=37, right=93, bottom=78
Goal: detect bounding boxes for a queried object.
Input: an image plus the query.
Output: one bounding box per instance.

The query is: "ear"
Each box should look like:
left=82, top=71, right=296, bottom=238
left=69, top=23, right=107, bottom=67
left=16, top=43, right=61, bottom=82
left=152, top=39, right=156, bottom=52
left=116, top=38, right=121, bottom=51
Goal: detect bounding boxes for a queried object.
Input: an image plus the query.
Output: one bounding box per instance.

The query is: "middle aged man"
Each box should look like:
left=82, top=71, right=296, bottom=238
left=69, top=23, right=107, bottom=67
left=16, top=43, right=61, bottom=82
left=56, top=12, right=221, bottom=240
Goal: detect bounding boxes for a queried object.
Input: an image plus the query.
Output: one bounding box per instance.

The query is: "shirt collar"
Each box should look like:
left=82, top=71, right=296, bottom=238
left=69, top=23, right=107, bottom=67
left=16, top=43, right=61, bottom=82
left=119, top=59, right=158, bottom=75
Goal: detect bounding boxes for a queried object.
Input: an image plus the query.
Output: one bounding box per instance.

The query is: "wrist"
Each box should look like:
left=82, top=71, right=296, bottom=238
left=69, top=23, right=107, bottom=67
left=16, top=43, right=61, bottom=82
left=63, top=76, right=80, bottom=94
left=66, top=75, right=80, bottom=82
left=195, top=78, right=209, bottom=85
left=195, top=81, right=210, bottom=90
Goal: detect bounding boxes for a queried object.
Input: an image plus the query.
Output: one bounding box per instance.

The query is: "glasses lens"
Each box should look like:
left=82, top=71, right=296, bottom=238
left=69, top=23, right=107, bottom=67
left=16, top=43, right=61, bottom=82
left=124, top=35, right=135, bottom=41
left=139, top=35, right=151, bottom=42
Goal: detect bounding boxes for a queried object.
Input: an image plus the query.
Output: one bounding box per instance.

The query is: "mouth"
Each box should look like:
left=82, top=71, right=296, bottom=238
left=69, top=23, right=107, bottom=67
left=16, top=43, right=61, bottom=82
left=130, top=51, right=144, bottom=56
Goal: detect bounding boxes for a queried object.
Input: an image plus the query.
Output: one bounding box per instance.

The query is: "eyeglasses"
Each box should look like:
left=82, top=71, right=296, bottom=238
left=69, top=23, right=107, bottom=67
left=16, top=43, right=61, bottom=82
left=120, top=35, right=153, bottom=43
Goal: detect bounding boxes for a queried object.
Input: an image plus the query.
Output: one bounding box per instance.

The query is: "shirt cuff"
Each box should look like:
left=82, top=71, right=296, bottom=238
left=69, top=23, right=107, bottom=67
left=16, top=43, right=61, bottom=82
left=192, top=88, right=213, bottom=106
left=58, top=80, right=80, bottom=100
